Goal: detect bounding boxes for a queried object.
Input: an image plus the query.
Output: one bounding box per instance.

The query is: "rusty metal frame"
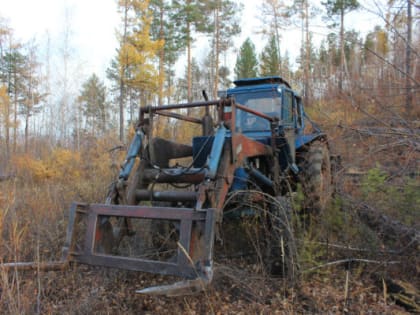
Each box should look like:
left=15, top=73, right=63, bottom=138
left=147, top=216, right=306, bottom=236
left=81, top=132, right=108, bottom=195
left=63, top=203, right=215, bottom=279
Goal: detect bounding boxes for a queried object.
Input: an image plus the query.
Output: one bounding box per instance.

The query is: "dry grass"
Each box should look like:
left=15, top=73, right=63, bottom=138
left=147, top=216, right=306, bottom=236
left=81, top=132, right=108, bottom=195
left=0, top=128, right=417, bottom=314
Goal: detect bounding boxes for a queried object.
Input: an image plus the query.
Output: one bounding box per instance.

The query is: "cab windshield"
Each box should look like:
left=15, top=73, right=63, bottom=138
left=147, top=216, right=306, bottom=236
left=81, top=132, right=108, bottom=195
left=233, top=90, right=281, bottom=132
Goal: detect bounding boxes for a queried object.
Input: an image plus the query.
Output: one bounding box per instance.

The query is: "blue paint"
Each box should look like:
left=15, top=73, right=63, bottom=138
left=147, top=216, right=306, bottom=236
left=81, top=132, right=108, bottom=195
left=192, top=136, right=214, bottom=168
left=119, top=130, right=144, bottom=180
left=206, top=124, right=226, bottom=179
left=231, top=168, right=249, bottom=190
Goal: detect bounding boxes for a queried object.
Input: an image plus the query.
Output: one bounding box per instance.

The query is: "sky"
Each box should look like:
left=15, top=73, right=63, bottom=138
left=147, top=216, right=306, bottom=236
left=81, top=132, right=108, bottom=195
left=0, top=0, right=120, bottom=78
left=0, top=0, right=384, bottom=83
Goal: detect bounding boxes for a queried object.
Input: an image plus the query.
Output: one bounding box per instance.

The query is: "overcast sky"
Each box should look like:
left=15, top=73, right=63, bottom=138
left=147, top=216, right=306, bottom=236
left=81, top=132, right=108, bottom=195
left=0, top=0, right=120, bottom=79
left=1, top=0, right=383, bottom=82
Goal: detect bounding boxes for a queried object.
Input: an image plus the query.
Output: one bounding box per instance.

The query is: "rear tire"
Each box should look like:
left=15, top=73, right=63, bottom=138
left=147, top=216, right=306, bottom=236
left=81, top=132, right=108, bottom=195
left=298, top=140, right=332, bottom=216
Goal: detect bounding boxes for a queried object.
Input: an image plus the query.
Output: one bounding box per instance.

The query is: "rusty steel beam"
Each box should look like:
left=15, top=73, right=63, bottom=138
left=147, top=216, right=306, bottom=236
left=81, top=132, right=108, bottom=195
left=87, top=204, right=207, bottom=220
left=63, top=203, right=216, bottom=280
left=72, top=254, right=199, bottom=278
left=235, top=103, right=279, bottom=123
left=135, top=190, right=197, bottom=202
left=156, top=110, right=202, bottom=124
left=140, top=99, right=232, bottom=115
left=231, top=133, right=272, bottom=164
left=143, top=169, right=206, bottom=184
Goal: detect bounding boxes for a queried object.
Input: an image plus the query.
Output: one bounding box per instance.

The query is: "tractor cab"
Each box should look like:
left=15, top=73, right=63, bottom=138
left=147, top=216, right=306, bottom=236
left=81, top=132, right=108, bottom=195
left=226, top=76, right=302, bottom=135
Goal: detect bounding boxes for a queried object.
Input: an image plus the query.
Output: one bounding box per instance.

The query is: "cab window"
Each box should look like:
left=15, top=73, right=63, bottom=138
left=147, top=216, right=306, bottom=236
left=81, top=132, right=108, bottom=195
left=282, top=90, right=294, bottom=125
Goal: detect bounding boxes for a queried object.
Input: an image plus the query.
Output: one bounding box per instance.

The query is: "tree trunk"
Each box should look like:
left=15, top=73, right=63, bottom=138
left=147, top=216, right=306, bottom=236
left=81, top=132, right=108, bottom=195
left=339, top=6, right=344, bottom=92
left=158, top=7, right=165, bottom=106
left=119, top=0, right=129, bottom=142
left=5, top=96, right=10, bottom=162
left=304, top=0, right=310, bottom=106
left=119, top=76, right=125, bottom=142
left=24, top=113, right=29, bottom=154
left=356, top=201, right=419, bottom=249
left=187, top=22, right=192, bottom=103
left=213, top=5, right=220, bottom=99
left=273, top=5, right=282, bottom=75
left=405, top=0, right=412, bottom=116
left=13, top=71, right=17, bottom=154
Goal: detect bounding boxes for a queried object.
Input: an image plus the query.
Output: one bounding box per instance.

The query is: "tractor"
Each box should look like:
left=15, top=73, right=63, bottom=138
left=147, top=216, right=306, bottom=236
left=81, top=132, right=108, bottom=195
left=3, top=76, right=333, bottom=296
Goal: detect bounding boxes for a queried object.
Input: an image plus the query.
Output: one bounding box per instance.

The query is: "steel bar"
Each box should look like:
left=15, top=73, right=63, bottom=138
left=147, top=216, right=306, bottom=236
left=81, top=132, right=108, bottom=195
left=156, top=110, right=202, bottom=124
left=65, top=203, right=216, bottom=279
left=87, top=204, right=207, bottom=220
left=247, top=166, right=274, bottom=188
left=235, top=103, right=279, bottom=122
left=135, top=190, right=197, bottom=202
left=143, top=168, right=206, bottom=184
left=73, top=254, right=198, bottom=278
left=141, top=99, right=232, bottom=114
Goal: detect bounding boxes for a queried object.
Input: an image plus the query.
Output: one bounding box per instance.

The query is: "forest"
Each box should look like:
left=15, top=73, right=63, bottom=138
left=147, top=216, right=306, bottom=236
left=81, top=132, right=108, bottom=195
left=0, top=0, right=419, bottom=314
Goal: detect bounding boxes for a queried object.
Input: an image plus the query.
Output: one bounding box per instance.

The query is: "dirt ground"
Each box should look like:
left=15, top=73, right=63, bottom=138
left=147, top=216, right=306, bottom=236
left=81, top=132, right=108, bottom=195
left=1, top=259, right=413, bottom=315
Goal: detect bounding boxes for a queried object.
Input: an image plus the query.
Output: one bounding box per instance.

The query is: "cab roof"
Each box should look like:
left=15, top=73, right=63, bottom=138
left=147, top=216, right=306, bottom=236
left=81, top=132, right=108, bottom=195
left=233, top=76, right=291, bottom=89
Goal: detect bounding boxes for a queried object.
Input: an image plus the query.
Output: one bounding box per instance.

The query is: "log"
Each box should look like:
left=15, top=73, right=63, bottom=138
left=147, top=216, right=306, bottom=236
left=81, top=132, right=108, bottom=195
left=350, top=198, right=419, bottom=251
left=383, top=278, right=420, bottom=312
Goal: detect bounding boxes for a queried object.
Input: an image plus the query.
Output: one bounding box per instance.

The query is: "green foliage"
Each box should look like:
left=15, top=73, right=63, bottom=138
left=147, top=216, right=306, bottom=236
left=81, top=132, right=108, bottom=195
left=172, top=0, right=213, bottom=40
left=322, top=0, right=359, bottom=18
left=361, top=166, right=387, bottom=195
left=78, top=74, right=108, bottom=133
left=234, top=38, right=258, bottom=79
left=260, top=35, right=280, bottom=76
left=207, top=0, right=242, bottom=97
left=0, top=48, right=26, bottom=93
left=150, top=0, right=187, bottom=102
left=207, top=0, right=242, bottom=53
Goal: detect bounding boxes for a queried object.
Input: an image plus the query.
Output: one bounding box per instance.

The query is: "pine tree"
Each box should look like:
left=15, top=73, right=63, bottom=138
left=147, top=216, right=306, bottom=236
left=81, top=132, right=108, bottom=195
left=260, top=35, right=280, bottom=76
left=1, top=48, right=26, bottom=153
left=78, top=74, right=108, bottom=135
left=234, top=38, right=258, bottom=79
left=150, top=0, right=185, bottom=104
left=207, top=0, right=242, bottom=97
left=258, top=0, right=289, bottom=74
left=172, top=0, right=212, bottom=102
left=322, top=0, right=360, bottom=91
left=20, top=41, right=44, bottom=153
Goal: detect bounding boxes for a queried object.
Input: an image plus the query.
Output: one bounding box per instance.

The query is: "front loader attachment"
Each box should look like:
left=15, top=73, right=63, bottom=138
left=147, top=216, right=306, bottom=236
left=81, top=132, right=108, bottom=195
left=0, top=96, right=285, bottom=296
left=62, top=202, right=216, bottom=293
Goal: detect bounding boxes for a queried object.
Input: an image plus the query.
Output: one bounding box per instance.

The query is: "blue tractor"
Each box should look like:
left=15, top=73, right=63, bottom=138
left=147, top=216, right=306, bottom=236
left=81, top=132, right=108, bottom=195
left=61, top=76, right=333, bottom=295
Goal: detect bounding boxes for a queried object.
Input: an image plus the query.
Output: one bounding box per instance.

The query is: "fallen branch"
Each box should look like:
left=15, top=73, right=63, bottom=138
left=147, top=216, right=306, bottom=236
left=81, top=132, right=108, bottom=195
left=297, top=240, right=400, bottom=255
left=373, top=275, right=420, bottom=313
left=302, top=258, right=400, bottom=273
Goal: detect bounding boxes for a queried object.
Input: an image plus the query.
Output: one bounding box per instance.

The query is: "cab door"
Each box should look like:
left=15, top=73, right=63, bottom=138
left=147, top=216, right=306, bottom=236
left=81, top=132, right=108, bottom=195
left=281, top=88, right=296, bottom=163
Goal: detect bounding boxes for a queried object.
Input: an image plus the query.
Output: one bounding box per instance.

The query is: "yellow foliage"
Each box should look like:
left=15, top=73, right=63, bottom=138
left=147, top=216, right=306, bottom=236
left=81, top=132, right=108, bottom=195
left=12, top=149, right=81, bottom=183
left=118, top=0, right=164, bottom=97
left=0, top=85, right=11, bottom=122
left=13, top=155, right=53, bottom=181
